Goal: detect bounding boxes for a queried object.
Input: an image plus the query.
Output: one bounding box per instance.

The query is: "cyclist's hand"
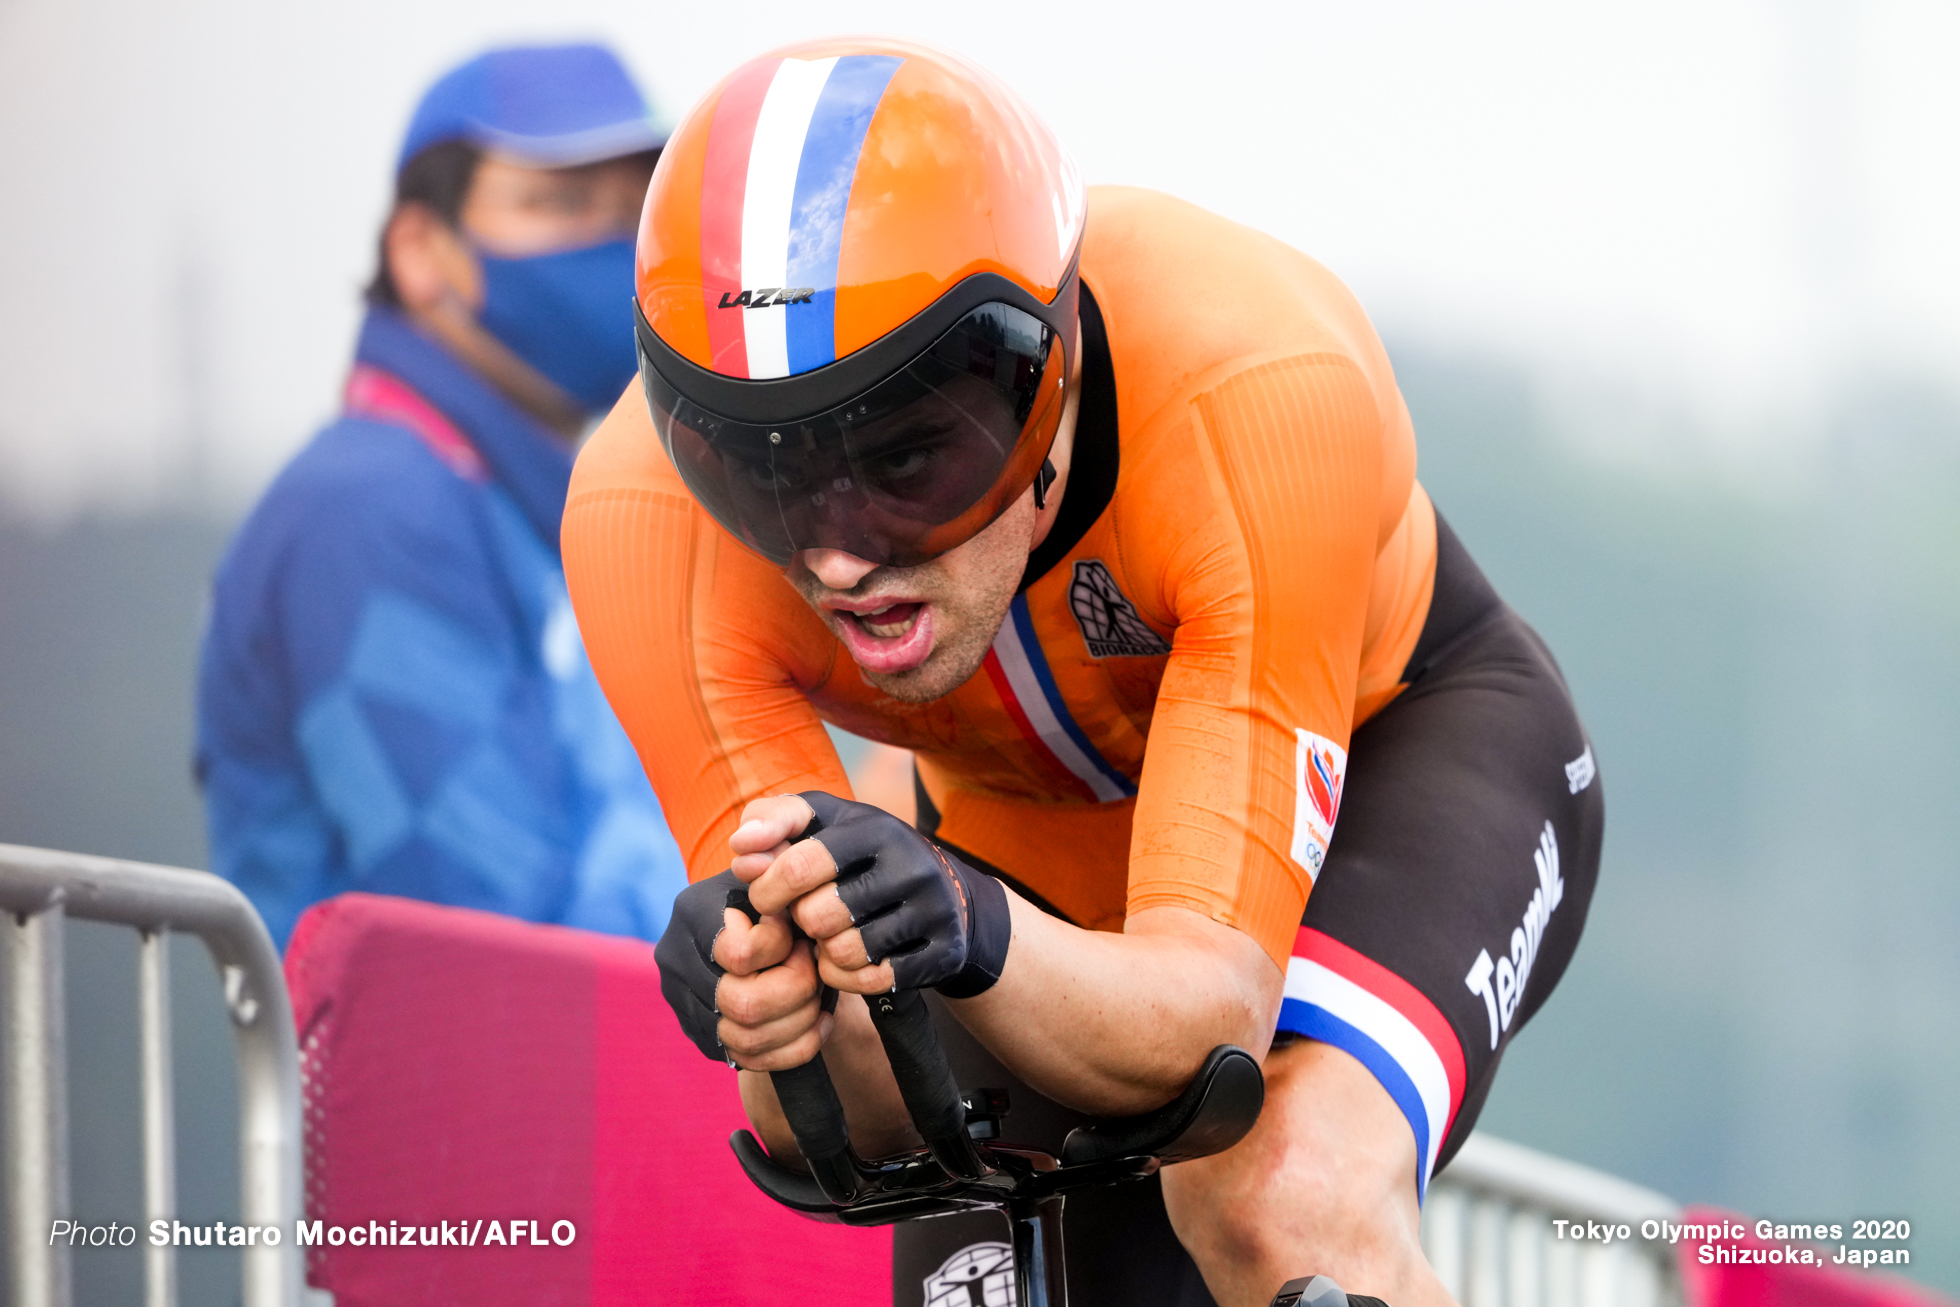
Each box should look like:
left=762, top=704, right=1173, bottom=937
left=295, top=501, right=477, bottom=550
left=653, top=868, right=828, bottom=1067
left=715, top=937, right=829, bottom=1070
left=735, top=791, right=1011, bottom=998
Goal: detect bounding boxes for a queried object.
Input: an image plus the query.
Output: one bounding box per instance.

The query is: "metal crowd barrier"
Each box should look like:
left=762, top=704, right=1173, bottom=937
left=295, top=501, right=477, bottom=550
left=1425, top=1133, right=1683, bottom=1307
left=0, top=843, right=305, bottom=1307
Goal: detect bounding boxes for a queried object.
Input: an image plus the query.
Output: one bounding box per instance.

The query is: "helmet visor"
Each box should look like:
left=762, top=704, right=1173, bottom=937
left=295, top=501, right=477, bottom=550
left=640, top=302, right=1066, bottom=568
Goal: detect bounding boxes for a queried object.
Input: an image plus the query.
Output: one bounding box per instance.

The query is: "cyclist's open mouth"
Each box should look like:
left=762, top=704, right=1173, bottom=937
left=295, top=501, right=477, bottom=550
left=833, top=601, right=935, bottom=675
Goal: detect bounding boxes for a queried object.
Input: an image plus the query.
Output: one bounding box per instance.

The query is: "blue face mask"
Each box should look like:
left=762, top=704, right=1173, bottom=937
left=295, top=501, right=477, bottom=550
left=475, top=239, right=639, bottom=416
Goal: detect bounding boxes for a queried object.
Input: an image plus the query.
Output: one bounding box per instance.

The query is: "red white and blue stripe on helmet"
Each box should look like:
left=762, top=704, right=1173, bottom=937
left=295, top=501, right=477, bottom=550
left=699, top=54, right=904, bottom=380
left=1282, top=928, right=1467, bottom=1199
left=983, top=596, right=1137, bottom=804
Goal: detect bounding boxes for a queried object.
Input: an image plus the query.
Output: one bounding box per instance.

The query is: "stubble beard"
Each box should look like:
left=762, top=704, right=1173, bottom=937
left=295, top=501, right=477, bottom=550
left=796, top=494, right=1037, bottom=705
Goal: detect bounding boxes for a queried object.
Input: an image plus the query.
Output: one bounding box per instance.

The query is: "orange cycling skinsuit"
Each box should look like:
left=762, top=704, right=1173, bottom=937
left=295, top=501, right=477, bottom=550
left=564, top=37, right=1601, bottom=1306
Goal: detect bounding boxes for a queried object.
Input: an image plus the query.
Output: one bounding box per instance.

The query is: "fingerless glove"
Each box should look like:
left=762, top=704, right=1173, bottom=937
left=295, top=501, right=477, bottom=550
left=653, top=869, right=752, bottom=1061
left=800, top=791, right=1011, bottom=997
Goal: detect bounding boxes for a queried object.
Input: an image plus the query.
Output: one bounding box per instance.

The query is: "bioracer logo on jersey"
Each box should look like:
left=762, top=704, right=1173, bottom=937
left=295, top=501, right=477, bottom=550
left=716, top=287, right=816, bottom=309
left=1068, top=560, right=1170, bottom=658
left=1289, top=729, right=1347, bottom=880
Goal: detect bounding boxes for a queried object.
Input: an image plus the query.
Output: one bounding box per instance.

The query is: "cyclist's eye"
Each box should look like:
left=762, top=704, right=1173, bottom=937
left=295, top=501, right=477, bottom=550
left=738, top=459, right=803, bottom=492
left=871, top=446, right=934, bottom=483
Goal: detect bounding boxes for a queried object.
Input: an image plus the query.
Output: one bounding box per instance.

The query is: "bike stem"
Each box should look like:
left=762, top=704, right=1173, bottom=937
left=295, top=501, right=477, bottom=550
left=1008, top=1193, right=1068, bottom=1307
left=754, top=983, right=1264, bottom=1304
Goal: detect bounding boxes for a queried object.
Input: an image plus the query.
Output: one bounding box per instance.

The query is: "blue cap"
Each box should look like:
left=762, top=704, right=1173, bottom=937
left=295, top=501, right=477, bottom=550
left=397, top=44, right=665, bottom=172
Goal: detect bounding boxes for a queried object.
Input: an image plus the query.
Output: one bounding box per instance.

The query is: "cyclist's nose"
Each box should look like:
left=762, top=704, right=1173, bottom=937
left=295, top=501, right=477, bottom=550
left=794, top=548, right=880, bottom=591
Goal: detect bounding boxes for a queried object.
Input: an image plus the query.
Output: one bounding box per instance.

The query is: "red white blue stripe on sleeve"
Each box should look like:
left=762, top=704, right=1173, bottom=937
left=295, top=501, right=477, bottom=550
left=697, top=54, right=904, bottom=380
left=982, top=596, right=1137, bottom=804
left=1281, top=928, right=1467, bottom=1199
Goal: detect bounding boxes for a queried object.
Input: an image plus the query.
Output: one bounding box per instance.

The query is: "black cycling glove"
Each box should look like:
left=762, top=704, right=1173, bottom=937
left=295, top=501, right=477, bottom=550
left=799, top=791, right=1011, bottom=998
left=654, top=869, right=755, bottom=1062
left=656, top=868, right=843, bottom=1063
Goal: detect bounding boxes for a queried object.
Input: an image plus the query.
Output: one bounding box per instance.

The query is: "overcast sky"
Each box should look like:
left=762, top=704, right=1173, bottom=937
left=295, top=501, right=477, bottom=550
left=1, top=0, right=1954, bottom=518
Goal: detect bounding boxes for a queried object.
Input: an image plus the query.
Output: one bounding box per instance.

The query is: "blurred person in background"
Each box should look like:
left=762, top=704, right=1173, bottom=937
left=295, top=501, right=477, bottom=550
left=195, top=43, right=688, bottom=949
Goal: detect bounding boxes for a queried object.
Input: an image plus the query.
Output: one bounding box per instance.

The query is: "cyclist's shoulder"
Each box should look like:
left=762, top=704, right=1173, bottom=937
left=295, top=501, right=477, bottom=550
left=568, top=388, right=690, bottom=509
left=561, top=389, right=832, bottom=673
left=1082, top=185, right=1398, bottom=426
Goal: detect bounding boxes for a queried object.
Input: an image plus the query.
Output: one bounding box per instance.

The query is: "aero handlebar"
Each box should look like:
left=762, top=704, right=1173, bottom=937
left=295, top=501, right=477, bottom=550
left=733, top=983, right=1266, bottom=1307
left=760, top=988, right=989, bottom=1204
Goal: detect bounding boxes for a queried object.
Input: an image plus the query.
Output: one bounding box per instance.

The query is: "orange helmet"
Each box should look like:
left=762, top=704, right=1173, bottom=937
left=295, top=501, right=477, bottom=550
left=633, top=38, right=1085, bottom=567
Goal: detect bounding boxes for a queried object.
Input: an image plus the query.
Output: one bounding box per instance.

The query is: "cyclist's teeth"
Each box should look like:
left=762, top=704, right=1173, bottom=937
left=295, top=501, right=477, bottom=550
left=859, top=605, right=919, bottom=638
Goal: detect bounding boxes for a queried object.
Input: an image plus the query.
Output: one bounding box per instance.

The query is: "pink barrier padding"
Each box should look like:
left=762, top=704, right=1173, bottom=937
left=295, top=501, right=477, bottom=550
left=286, top=893, right=890, bottom=1306
left=1678, top=1207, right=1949, bottom=1307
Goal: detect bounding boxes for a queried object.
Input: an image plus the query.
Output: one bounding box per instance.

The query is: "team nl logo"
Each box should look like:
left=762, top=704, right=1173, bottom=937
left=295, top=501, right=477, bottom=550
left=1289, top=729, right=1348, bottom=881
left=1464, top=821, right=1566, bottom=1050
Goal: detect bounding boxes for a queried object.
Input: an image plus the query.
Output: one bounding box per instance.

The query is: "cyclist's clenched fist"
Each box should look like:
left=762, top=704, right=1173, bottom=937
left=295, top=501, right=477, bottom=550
left=656, top=791, right=1015, bottom=1068
left=733, top=792, right=1012, bottom=998
left=653, top=868, right=833, bottom=1069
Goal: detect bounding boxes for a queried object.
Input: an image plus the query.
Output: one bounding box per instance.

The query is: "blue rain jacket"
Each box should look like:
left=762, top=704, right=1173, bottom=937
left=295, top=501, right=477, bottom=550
left=196, top=308, right=687, bottom=948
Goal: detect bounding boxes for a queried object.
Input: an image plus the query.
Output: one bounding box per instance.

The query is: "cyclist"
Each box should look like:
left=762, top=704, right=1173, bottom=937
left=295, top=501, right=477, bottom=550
left=564, top=38, right=1602, bottom=1307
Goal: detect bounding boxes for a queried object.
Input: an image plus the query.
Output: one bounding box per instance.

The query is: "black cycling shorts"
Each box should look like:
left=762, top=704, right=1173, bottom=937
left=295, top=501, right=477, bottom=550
left=899, top=512, right=1602, bottom=1307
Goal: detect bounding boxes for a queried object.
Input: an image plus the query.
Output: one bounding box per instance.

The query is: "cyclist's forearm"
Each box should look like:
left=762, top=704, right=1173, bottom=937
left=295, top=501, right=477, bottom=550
left=950, top=898, right=1283, bottom=1117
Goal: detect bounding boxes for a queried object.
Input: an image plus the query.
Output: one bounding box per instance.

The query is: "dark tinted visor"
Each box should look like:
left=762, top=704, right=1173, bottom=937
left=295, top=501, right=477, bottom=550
left=640, top=303, right=1065, bottom=567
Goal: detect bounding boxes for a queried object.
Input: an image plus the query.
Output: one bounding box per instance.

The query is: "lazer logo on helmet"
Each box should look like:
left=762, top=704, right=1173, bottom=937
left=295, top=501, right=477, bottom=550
left=716, top=287, right=816, bottom=309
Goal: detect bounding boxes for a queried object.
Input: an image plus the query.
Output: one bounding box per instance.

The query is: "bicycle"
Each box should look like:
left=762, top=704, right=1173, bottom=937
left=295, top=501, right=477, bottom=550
left=729, top=986, right=1389, bottom=1307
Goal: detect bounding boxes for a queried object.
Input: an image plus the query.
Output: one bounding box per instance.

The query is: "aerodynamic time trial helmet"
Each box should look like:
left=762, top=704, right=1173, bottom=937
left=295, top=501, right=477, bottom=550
left=633, top=38, right=1085, bottom=567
